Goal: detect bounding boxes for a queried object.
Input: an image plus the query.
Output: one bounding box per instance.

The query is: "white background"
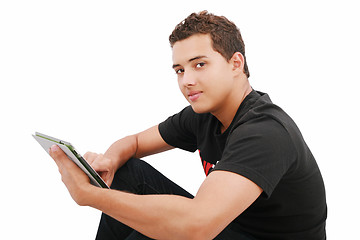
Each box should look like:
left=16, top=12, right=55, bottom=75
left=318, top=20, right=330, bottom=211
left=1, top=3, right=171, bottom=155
left=1, top=0, right=359, bottom=239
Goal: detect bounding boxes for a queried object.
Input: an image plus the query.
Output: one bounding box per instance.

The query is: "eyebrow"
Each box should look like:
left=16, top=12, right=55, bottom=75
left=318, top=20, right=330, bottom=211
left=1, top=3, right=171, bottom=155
left=172, top=55, right=208, bottom=69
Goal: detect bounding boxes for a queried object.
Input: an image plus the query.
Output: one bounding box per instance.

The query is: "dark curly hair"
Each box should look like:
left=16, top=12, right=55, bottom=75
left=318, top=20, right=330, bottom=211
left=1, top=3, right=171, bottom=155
left=169, top=11, right=250, bottom=78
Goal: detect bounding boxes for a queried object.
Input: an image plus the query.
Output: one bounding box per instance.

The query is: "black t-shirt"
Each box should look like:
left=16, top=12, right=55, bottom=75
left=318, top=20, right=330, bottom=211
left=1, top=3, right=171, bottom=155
left=159, top=90, right=327, bottom=239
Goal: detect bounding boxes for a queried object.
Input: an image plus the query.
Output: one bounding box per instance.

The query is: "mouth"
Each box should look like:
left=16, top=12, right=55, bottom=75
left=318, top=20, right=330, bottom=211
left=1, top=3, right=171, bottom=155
left=188, top=91, right=202, bottom=102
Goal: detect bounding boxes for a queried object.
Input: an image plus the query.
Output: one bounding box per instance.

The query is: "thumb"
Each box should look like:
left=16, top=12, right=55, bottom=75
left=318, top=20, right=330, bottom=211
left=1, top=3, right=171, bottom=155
left=49, top=145, right=67, bottom=167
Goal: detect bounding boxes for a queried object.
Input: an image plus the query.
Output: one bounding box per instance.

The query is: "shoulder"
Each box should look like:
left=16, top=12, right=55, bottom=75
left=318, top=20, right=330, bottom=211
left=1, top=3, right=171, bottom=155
left=228, top=115, right=296, bottom=160
left=158, top=106, right=213, bottom=152
left=160, top=106, right=215, bottom=133
left=231, top=91, right=301, bottom=152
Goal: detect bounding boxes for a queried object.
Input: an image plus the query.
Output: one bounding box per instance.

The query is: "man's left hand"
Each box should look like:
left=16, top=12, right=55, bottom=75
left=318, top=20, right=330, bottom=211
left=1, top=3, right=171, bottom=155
left=49, top=145, right=95, bottom=206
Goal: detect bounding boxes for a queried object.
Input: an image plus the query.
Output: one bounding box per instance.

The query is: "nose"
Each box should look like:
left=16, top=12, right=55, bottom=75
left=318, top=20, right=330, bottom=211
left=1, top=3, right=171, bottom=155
left=180, top=71, right=196, bottom=87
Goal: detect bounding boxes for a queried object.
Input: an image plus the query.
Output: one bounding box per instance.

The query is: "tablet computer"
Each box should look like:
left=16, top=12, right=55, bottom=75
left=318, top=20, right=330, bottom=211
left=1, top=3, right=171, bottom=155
left=33, top=132, right=109, bottom=189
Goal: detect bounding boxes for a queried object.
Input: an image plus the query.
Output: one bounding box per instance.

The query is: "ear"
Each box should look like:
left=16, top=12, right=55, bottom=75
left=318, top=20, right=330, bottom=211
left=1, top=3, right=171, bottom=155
left=230, top=52, right=245, bottom=75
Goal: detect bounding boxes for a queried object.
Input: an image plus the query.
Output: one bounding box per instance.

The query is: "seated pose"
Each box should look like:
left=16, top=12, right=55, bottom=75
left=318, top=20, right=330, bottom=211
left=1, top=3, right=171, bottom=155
left=49, top=11, right=327, bottom=240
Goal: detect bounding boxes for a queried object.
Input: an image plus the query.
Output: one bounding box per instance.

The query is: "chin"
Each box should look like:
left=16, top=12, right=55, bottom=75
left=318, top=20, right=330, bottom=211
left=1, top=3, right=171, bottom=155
left=190, top=104, right=211, bottom=114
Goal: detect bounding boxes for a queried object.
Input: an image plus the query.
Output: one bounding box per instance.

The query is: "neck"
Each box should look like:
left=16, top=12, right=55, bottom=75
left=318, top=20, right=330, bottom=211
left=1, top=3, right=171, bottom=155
left=213, top=81, right=252, bottom=133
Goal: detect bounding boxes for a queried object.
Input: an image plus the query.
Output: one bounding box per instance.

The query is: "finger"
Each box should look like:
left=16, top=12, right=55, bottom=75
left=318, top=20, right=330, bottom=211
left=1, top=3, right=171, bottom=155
left=93, top=154, right=105, bottom=169
left=83, top=152, right=93, bottom=161
left=49, top=145, right=78, bottom=171
left=83, top=151, right=92, bottom=160
left=83, top=152, right=97, bottom=165
left=84, top=152, right=97, bottom=165
left=91, top=155, right=109, bottom=172
left=103, top=173, right=114, bottom=187
left=49, top=145, right=67, bottom=168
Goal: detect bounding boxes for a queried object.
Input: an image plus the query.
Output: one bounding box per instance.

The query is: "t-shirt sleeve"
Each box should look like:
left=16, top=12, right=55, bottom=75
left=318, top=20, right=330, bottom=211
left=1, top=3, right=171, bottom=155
left=158, top=106, right=198, bottom=152
left=213, top=117, right=296, bottom=198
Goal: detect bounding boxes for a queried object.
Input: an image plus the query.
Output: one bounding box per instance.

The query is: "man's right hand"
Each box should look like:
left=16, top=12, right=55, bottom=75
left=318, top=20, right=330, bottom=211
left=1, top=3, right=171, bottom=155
left=84, top=152, right=117, bottom=187
left=83, top=125, right=172, bottom=187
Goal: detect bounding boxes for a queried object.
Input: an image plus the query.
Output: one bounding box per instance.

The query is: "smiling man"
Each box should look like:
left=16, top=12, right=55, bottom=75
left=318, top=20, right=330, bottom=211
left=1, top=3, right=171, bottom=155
left=49, top=11, right=327, bottom=240
left=172, top=33, right=252, bottom=132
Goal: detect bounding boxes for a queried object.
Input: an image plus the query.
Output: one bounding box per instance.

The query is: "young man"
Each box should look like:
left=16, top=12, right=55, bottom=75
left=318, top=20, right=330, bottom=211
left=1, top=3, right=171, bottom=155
left=49, top=11, right=327, bottom=239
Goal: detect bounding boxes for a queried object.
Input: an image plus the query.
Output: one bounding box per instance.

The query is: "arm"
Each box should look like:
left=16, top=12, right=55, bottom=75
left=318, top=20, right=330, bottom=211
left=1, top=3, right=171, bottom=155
left=105, top=125, right=173, bottom=166
left=90, top=171, right=262, bottom=240
left=50, top=145, right=262, bottom=240
left=85, top=125, right=173, bottom=186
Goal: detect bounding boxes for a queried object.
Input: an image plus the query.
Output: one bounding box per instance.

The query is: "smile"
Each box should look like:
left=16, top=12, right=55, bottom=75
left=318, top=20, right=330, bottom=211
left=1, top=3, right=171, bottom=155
left=188, top=91, right=202, bottom=102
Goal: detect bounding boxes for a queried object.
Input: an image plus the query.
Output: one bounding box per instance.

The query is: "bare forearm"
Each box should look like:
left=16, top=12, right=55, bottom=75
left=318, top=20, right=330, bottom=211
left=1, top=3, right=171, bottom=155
left=52, top=143, right=261, bottom=240
left=103, top=135, right=138, bottom=169
left=103, top=125, right=173, bottom=170
left=88, top=188, right=205, bottom=240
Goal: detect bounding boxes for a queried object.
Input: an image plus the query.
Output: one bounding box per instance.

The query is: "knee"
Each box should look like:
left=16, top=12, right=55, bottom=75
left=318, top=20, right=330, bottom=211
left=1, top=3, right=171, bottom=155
left=118, top=158, right=147, bottom=177
left=125, top=157, right=145, bottom=171
left=111, top=158, right=146, bottom=192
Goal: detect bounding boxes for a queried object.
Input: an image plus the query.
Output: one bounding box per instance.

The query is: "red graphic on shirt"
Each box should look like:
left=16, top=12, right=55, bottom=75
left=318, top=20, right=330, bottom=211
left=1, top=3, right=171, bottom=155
left=198, top=150, right=215, bottom=176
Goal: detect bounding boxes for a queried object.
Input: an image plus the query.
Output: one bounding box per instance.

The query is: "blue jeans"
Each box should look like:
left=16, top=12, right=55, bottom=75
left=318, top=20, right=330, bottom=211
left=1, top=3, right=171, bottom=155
left=95, top=158, right=256, bottom=240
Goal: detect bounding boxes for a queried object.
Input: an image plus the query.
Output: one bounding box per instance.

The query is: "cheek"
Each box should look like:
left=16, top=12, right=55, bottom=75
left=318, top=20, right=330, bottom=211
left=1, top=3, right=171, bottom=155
left=177, top=79, right=183, bottom=91
left=207, top=75, right=233, bottom=97
left=178, top=81, right=188, bottom=98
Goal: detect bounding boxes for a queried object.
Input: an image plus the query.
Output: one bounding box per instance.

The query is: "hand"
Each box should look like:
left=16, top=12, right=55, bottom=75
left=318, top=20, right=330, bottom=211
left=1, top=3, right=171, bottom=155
left=49, top=145, right=95, bottom=206
left=83, top=152, right=117, bottom=187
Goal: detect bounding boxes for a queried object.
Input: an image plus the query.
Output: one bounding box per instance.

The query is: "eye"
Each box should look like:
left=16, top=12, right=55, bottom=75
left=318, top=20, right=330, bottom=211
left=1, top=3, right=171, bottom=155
left=195, top=62, right=205, bottom=68
left=175, top=68, right=184, bottom=75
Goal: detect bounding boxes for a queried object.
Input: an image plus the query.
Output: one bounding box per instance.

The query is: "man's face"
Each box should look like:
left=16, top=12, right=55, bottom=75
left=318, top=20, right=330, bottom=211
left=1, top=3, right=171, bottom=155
left=172, top=34, right=236, bottom=114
